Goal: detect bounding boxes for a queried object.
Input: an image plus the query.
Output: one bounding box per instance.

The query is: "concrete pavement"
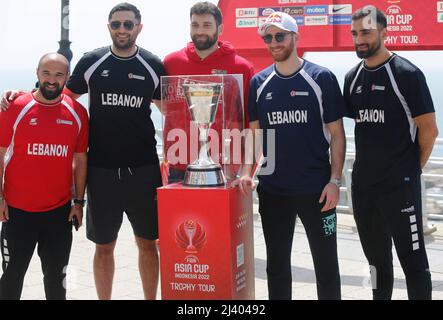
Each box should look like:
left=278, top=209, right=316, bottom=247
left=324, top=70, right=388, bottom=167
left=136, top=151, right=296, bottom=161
left=15, top=209, right=443, bottom=300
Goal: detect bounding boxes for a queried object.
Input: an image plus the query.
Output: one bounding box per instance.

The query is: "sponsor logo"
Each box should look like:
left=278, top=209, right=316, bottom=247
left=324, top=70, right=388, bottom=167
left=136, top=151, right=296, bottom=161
left=305, top=15, right=328, bottom=26
left=438, top=13, right=443, bottom=23
left=371, top=85, right=386, bottom=91
left=290, top=90, right=309, bottom=97
left=329, top=15, right=352, bottom=25
left=295, top=16, right=305, bottom=25
left=100, top=70, right=110, bottom=77
left=128, top=73, right=145, bottom=81
left=438, top=2, right=443, bottom=12
left=329, top=4, right=352, bottom=15
left=401, top=205, right=415, bottom=214
left=29, top=118, right=38, bottom=126
left=56, top=119, right=73, bottom=126
left=282, top=6, right=304, bottom=16
left=260, top=15, right=304, bottom=26
left=356, top=85, right=363, bottom=94
left=236, top=18, right=258, bottom=28
left=235, top=8, right=258, bottom=18
left=259, top=7, right=281, bottom=17
left=262, top=8, right=277, bottom=17
left=305, top=5, right=328, bottom=15
left=175, top=220, right=207, bottom=254
left=266, top=92, right=273, bottom=100
left=184, top=255, right=199, bottom=264
left=387, top=5, right=401, bottom=15
left=322, top=213, right=336, bottom=236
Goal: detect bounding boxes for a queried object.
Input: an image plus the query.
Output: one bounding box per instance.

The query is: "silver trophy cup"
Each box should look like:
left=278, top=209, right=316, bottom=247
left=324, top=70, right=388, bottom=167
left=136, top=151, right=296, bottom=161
left=182, top=83, right=226, bottom=187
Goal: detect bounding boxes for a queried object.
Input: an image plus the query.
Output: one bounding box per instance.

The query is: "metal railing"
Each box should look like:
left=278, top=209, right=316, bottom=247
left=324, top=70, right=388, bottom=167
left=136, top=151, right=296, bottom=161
left=339, top=136, right=443, bottom=234
left=155, top=129, right=443, bottom=232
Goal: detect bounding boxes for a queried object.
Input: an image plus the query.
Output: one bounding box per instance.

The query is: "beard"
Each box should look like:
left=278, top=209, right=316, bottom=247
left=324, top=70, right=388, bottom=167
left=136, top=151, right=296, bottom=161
left=355, top=38, right=382, bottom=59
left=112, top=35, right=136, bottom=50
left=39, top=82, right=64, bottom=101
left=269, top=37, right=295, bottom=62
left=191, top=31, right=218, bottom=51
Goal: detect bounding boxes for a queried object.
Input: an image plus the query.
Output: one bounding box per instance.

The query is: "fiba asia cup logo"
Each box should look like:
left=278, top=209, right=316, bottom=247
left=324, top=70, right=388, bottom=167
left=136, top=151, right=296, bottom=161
left=175, top=220, right=207, bottom=254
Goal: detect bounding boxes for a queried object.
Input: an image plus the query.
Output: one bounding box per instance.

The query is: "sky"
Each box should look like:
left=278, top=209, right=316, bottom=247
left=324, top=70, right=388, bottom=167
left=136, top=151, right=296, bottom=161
left=0, top=0, right=220, bottom=71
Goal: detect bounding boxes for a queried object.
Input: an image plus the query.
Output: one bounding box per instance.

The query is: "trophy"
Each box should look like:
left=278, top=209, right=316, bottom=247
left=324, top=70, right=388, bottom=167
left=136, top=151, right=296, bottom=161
left=182, top=82, right=225, bottom=187
left=184, top=220, right=197, bottom=253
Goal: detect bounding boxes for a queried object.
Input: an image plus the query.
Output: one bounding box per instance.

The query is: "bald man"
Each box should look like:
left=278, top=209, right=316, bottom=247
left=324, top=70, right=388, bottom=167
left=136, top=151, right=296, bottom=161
left=0, top=53, right=89, bottom=300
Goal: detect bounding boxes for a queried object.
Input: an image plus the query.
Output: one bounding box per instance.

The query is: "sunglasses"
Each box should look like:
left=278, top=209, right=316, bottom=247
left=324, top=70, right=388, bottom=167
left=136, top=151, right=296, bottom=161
left=110, top=20, right=138, bottom=31
left=262, top=32, right=292, bottom=44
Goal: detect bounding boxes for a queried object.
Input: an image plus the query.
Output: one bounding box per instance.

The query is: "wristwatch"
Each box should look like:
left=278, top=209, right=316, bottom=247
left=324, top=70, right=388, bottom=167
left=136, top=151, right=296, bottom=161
left=0, top=194, right=3, bottom=201
left=329, top=178, right=342, bottom=188
left=73, top=199, right=86, bottom=207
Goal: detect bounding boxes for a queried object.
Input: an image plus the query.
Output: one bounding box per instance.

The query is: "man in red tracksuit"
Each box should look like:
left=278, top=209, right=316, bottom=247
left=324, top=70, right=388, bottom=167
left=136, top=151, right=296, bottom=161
left=162, top=1, right=254, bottom=182
left=0, top=53, right=88, bottom=300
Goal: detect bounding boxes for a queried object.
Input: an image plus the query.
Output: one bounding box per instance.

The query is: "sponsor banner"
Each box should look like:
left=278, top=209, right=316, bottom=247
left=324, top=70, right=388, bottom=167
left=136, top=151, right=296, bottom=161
left=305, top=15, right=328, bottom=26
left=281, top=6, right=304, bottom=16
left=384, top=4, right=421, bottom=45
left=386, top=5, right=414, bottom=33
left=236, top=18, right=258, bottom=28
left=329, top=4, right=353, bottom=15
left=259, top=7, right=281, bottom=17
left=218, top=0, right=443, bottom=68
left=262, top=15, right=303, bottom=26
left=235, top=8, right=258, bottom=18
left=329, top=15, right=352, bottom=25
left=304, top=5, right=328, bottom=15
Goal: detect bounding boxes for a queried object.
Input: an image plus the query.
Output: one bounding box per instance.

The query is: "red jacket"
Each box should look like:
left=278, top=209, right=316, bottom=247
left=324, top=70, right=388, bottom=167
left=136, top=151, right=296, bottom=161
left=162, top=41, right=254, bottom=171
left=164, top=40, right=254, bottom=120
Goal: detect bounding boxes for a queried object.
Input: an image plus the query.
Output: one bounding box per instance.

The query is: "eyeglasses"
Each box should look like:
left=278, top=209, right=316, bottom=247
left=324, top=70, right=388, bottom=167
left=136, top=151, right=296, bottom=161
left=262, top=32, right=292, bottom=44
left=110, top=20, right=138, bottom=31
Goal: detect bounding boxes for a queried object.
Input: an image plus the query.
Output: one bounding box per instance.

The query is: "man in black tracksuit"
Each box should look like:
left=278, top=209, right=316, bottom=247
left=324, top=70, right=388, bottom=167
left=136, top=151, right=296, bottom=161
left=344, top=6, right=439, bottom=300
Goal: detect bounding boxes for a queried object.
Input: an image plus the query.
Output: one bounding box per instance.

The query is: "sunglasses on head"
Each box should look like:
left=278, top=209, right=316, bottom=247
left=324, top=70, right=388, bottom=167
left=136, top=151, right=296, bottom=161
left=262, top=32, right=292, bottom=44
left=110, top=20, right=138, bottom=31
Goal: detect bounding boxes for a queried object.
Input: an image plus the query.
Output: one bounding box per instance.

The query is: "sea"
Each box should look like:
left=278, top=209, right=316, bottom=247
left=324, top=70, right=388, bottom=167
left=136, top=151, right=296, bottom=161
left=1, top=64, right=441, bottom=158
